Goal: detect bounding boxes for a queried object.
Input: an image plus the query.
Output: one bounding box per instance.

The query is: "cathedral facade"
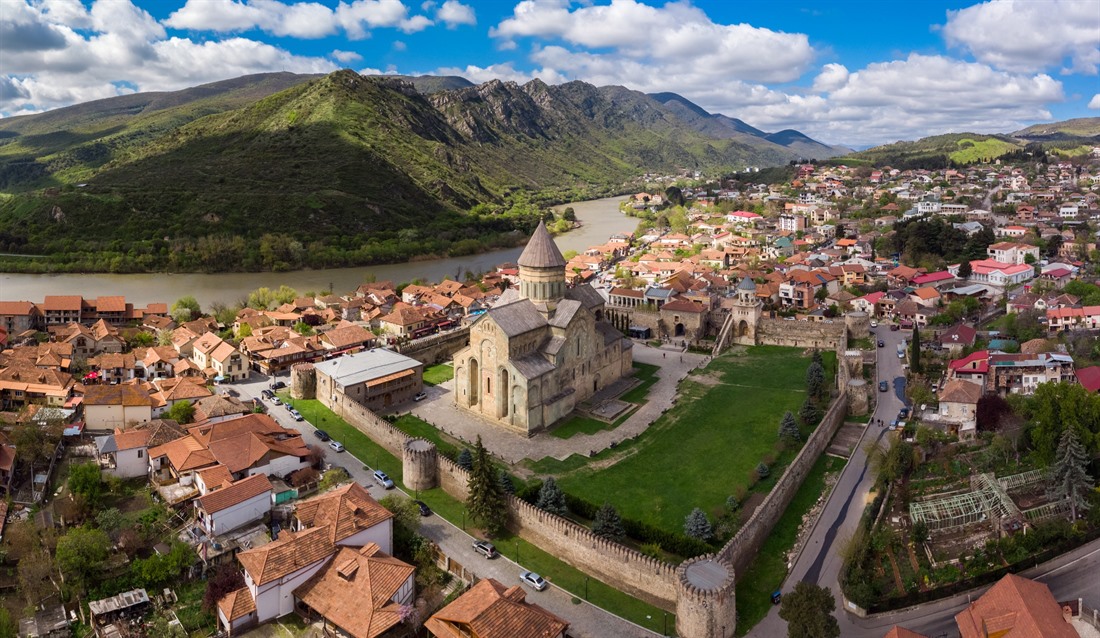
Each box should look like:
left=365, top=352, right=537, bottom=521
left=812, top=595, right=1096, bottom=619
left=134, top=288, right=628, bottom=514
left=452, top=221, right=634, bottom=436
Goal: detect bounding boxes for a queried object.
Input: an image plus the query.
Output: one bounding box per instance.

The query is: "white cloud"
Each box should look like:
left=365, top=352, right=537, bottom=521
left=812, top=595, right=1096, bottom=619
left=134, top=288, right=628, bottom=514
left=165, top=0, right=433, bottom=39
left=942, top=0, right=1100, bottom=74
left=434, top=62, right=567, bottom=85
left=490, top=0, right=814, bottom=83
left=392, top=40, right=407, bottom=51
left=1089, top=94, right=1100, bottom=109
left=811, top=63, right=849, bottom=93
left=437, top=0, right=475, bottom=28
left=331, top=49, right=363, bottom=63
left=1, top=0, right=336, bottom=115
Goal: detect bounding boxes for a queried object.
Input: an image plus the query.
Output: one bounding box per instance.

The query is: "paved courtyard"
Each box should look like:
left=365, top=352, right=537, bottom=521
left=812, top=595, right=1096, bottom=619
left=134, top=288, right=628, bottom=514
left=404, top=342, right=707, bottom=464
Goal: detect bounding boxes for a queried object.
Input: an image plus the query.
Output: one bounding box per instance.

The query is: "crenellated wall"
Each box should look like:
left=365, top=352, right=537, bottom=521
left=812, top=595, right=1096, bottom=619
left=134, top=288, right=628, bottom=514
left=757, top=318, right=846, bottom=349
left=395, top=327, right=471, bottom=365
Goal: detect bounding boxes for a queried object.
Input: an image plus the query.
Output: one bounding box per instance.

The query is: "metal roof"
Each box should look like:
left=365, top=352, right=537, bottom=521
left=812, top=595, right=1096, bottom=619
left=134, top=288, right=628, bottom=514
left=312, top=349, right=422, bottom=390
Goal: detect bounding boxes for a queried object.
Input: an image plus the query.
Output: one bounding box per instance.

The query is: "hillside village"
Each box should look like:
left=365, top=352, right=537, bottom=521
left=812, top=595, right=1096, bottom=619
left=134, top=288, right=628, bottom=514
left=2, top=151, right=1100, bottom=637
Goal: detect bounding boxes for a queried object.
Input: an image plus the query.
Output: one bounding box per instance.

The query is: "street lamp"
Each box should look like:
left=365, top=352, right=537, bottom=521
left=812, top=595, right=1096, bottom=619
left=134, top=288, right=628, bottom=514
left=584, top=577, right=589, bottom=600
left=461, top=509, right=466, bottom=530
left=515, top=539, right=520, bottom=563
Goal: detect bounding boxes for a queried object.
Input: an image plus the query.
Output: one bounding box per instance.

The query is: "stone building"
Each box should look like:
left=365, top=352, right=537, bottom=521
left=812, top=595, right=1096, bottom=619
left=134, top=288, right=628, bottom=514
left=452, top=221, right=633, bottom=436
left=313, top=349, right=423, bottom=413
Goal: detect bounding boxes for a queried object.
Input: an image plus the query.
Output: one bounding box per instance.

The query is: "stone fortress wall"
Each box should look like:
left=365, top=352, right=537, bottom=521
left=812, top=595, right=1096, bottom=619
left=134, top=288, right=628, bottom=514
left=395, top=326, right=471, bottom=365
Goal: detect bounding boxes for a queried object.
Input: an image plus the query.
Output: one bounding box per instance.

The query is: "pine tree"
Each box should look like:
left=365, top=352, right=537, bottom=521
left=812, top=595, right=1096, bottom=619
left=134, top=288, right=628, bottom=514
left=806, top=361, right=826, bottom=399
left=1051, top=426, right=1093, bottom=520
left=457, top=448, right=473, bottom=471
left=957, top=259, right=972, bottom=279
left=811, top=349, right=823, bottom=367
left=779, top=410, right=801, bottom=442
left=756, top=462, right=770, bottom=478
left=910, top=326, right=922, bottom=373
left=592, top=502, right=625, bottom=541
left=799, top=395, right=822, bottom=427
left=465, top=436, right=507, bottom=537
left=497, top=469, right=515, bottom=495
left=684, top=508, right=713, bottom=542
left=536, top=477, right=568, bottom=516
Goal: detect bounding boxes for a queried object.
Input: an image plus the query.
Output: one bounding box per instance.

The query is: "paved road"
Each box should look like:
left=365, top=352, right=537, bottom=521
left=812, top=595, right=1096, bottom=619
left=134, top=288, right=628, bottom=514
left=749, top=326, right=1100, bottom=638
left=231, top=373, right=660, bottom=638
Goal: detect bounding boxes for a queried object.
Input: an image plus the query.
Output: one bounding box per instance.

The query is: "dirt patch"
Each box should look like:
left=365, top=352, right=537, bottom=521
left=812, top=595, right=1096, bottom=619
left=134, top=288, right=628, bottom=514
left=691, top=372, right=724, bottom=386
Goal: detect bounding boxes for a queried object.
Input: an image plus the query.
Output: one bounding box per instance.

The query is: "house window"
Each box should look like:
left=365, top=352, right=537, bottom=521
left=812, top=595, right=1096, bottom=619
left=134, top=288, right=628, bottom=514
left=138, top=449, right=144, bottom=458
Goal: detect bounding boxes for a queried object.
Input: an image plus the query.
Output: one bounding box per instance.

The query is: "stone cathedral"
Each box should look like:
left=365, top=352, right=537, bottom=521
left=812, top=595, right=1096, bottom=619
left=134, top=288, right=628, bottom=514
left=452, top=220, right=633, bottom=436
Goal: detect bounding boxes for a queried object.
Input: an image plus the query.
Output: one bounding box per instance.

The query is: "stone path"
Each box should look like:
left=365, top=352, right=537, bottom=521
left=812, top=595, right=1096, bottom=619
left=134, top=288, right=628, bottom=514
left=406, top=342, right=708, bottom=464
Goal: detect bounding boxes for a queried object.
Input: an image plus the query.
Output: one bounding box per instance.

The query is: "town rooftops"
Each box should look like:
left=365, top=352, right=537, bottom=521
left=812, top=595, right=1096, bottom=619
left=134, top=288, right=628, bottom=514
left=218, top=587, right=256, bottom=623
left=294, top=482, right=393, bottom=543
left=196, top=474, right=273, bottom=514
left=938, top=379, right=983, bottom=405
left=313, top=348, right=423, bottom=389
left=41, top=295, right=83, bottom=311
left=237, top=525, right=335, bottom=586
left=83, top=383, right=155, bottom=407
left=1076, top=366, right=1100, bottom=393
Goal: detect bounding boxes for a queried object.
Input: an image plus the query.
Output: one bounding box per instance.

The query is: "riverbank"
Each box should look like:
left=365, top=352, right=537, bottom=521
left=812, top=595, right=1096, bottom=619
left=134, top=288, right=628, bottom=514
left=0, top=195, right=635, bottom=307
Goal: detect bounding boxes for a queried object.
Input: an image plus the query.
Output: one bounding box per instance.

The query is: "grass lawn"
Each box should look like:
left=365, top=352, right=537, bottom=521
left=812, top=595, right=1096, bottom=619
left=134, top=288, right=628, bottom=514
left=621, top=362, right=660, bottom=404
left=734, top=454, right=844, bottom=636
left=550, top=362, right=660, bottom=439
left=423, top=363, right=455, bottom=386
left=390, top=413, right=463, bottom=459
left=279, top=395, right=669, bottom=628
left=553, top=346, right=832, bottom=533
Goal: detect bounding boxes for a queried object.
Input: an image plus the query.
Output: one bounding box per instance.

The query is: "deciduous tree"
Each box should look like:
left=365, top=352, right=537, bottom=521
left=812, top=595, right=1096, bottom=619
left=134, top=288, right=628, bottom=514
left=203, top=563, right=245, bottom=612
left=56, top=527, right=111, bottom=590
left=779, top=581, right=840, bottom=638
left=164, top=400, right=195, bottom=425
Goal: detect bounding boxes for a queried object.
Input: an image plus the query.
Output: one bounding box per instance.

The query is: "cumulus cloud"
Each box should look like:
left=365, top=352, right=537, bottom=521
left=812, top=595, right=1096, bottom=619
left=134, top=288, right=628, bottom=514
left=811, top=63, right=849, bottom=93
left=1089, top=94, right=1100, bottom=109
left=331, top=49, right=363, bottom=63
left=1, top=0, right=336, bottom=116
left=942, top=0, right=1100, bottom=74
left=164, top=0, right=433, bottom=39
left=437, top=0, right=475, bottom=28
left=491, top=0, right=814, bottom=83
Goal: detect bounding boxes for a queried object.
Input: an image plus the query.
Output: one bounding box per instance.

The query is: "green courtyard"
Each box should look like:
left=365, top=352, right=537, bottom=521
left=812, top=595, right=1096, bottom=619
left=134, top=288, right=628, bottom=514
left=548, top=346, right=833, bottom=533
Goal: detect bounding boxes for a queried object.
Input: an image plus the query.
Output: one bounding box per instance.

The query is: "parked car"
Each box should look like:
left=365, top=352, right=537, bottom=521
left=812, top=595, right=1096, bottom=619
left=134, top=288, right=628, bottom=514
left=373, top=470, right=394, bottom=489
left=870, top=321, right=878, bottom=328
left=414, top=500, right=432, bottom=516
left=898, top=407, right=910, bottom=419
left=329, top=441, right=345, bottom=453
left=520, top=571, right=548, bottom=591
left=890, top=324, right=900, bottom=331
left=290, top=409, right=304, bottom=422
left=314, top=429, right=331, bottom=442
left=270, top=381, right=286, bottom=390
left=413, top=391, right=428, bottom=402
left=272, top=397, right=282, bottom=405
left=877, top=340, right=885, bottom=347
left=261, top=389, right=275, bottom=399
left=472, top=540, right=498, bottom=558
left=879, top=381, right=888, bottom=392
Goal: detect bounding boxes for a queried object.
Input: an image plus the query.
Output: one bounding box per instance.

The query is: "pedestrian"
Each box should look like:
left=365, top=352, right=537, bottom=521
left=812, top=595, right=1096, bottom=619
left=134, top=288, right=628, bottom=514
left=663, top=352, right=666, bottom=359
left=679, top=355, right=683, bottom=362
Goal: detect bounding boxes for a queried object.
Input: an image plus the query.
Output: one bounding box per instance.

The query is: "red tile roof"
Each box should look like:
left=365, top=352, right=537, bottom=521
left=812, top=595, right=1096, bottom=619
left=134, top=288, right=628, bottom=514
left=217, top=587, right=255, bottom=623
left=196, top=474, right=272, bottom=514
left=955, top=574, right=1077, bottom=638
left=425, top=578, right=569, bottom=638
left=1076, top=366, right=1100, bottom=393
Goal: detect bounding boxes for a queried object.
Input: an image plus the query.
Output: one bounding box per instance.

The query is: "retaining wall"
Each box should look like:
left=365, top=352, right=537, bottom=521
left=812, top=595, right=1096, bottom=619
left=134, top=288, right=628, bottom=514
left=757, top=318, right=846, bottom=349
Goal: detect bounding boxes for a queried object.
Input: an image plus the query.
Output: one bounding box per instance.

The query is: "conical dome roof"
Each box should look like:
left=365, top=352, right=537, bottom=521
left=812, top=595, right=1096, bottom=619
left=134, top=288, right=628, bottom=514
left=737, top=276, right=757, bottom=291
left=517, top=220, right=566, bottom=269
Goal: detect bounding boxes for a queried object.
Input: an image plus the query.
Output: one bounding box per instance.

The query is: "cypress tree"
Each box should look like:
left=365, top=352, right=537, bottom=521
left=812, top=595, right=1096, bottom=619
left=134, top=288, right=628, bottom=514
left=910, top=326, right=922, bottom=373
left=466, top=436, right=507, bottom=536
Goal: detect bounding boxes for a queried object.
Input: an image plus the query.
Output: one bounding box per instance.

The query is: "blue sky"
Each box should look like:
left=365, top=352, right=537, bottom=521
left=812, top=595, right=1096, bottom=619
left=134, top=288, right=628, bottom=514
left=2, top=0, right=1098, bottom=146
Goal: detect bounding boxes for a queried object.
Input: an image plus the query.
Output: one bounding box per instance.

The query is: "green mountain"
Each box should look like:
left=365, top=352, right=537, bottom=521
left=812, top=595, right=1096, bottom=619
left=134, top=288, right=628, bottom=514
left=0, top=70, right=840, bottom=273
left=1013, top=117, right=1100, bottom=140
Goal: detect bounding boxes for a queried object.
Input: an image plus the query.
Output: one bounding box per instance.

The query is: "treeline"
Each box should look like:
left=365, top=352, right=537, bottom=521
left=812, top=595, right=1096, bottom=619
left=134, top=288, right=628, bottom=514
left=891, top=217, right=995, bottom=269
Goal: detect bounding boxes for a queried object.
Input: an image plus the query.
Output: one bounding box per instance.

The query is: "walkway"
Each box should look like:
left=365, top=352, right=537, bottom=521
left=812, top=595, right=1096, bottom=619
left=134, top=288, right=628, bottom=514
left=406, top=342, right=707, bottom=463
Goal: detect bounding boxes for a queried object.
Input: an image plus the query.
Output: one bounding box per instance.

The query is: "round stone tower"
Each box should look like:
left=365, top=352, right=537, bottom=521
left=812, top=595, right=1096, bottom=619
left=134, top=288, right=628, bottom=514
left=290, top=363, right=316, bottom=400
left=847, top=378, right=870, bottom=416
left=402, top=438, right=439, bottom=491
left=675, top=555, right=737, bottom=638
left=517, top=219, right=567, bottom=311
left=846, top=311, right=870, bottom=340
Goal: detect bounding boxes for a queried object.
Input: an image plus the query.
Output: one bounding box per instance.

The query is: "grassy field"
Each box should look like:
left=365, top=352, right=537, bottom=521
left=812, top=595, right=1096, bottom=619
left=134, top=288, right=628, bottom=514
left=552, top=346, right=829, bottom=533
left=278, top=394, right=670, bottom=629
left=423, top=363, right=455, bottom=386
left=734, top=454, right=844, bottom=635
left=949, top=138, right=1019, bottom=164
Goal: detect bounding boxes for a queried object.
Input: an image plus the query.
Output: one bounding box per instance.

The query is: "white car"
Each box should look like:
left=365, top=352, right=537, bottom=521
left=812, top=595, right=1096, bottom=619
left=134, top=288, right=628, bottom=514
left=329, top=441, right=345, bottom=453
left=520, top=571, right=548, bottom=591
left=870, top=320, right=878, bottom=328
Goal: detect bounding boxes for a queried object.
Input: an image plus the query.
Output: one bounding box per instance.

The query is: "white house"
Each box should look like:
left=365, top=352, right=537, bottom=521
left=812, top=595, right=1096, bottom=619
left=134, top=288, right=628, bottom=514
left=234, top=526, right=334, bottom=627
left=987, top=242, right=1040, bottom=265
left=194, top=474, right=273, bottom=537
left=292, top=482, right=394, bottom=553
left=94, top=429, right=152, bottom=479
left=83, top=383, right=155, bottom=431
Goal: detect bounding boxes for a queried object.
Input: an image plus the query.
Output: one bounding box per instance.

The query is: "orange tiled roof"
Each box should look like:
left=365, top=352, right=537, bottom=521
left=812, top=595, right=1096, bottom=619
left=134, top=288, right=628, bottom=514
left=425, top=578, right=569, bottom=638
left=83, top=383, right=155, bottom=407
left=883, top=627, right=929, bottom=638
left=237, top=526, right=334, bottom=586
left=148, top=436, right=217, bottom=473
left=0, top=301, right=38, bottom=316
left=95, top=296, right=127, bottom=313
left=113, top=429, right=151, bottom=451
left=196, top=464, right=233, bottom=489
left=196, top=474, right=272, bottom=514
left=954, top=574, right=1077, bottom=638
left=294, top=483, right=393, bottom=544
left=294, top=544, right=414, bottom=638
left=41, top=295, right=83, bottom=311
left=217, top=587, right=256, bottom=623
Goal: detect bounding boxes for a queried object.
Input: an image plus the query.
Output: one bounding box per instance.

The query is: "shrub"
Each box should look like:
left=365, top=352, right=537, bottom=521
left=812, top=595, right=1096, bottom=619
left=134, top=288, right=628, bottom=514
left=756, top=461, right=771, bottom=478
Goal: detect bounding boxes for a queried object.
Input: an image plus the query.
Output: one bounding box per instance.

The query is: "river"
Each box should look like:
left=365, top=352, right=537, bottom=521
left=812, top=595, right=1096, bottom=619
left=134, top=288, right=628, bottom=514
left=0, top=196, right=636, bottom=307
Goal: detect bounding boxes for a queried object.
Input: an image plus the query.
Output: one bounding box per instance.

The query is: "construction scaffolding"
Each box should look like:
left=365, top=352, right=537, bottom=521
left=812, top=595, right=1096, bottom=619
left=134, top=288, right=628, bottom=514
left=998, top=469, right=1048, bottom=493
left=1023, top=499, right=1072, bottom=523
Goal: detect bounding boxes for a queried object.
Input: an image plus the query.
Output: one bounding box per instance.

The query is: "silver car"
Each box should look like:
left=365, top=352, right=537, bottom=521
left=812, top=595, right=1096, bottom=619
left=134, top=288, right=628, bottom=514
left=520, top=571, right=547, bottom=591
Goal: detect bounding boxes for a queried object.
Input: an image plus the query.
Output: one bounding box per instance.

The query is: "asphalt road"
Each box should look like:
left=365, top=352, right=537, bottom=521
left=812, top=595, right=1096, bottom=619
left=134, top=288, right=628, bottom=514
left=749, top=326, right=1100, bottom=638
left=231, top=372, right=660, bottom=638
